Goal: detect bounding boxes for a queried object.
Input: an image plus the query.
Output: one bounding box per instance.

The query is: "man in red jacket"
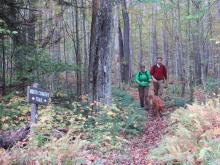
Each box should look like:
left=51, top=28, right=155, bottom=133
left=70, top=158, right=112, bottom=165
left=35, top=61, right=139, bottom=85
left=150, top=57, right=167, bottom=97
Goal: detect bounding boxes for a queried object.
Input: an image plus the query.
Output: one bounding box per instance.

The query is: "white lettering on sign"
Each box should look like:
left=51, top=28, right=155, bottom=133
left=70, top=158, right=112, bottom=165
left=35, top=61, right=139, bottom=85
left=27, top=86, right=50, bottom=105
left=36, top=97, right=43, bottom=103
left=29, top=89, right=49, bottom=97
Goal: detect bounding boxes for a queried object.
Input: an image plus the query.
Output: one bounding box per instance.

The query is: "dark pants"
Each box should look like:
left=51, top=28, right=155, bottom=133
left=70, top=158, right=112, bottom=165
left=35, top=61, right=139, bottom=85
left=138, top=86, right=149, bottom=108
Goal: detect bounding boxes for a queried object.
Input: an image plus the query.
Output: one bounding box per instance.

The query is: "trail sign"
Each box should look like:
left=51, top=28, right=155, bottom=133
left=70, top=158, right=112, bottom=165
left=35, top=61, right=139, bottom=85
left=27, top=83, right=50, bottom=125
left=27, top=86, right=50, bottom=105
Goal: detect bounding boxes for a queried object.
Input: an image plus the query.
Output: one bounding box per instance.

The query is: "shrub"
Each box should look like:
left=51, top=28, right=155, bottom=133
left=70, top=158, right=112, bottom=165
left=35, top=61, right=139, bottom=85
left=205, top=77, right=220, bottom=96
left=3, top=131, right=86, bottom=164
left=149, top=97, right=220, bottom=164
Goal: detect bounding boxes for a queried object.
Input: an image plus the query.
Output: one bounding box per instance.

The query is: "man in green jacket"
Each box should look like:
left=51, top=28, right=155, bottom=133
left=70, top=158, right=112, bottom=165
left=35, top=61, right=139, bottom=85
left=135, top=65, right=152, bottom=110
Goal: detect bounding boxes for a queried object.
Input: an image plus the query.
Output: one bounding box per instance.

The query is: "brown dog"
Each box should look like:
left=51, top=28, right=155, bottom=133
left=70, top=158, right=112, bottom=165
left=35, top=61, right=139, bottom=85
left=148, top=95, right=165, bottom=119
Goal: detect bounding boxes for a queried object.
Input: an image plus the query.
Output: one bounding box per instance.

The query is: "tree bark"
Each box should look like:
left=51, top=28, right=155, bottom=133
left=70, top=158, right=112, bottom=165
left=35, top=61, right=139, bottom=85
left=151, top=3, right=158, bottom=64
left=49, top=0, right=61, bottom=93
left=0, top=124, right=30, bottom=149
left=88, top=0, right=99, bottom=98
left=186, top=0, right=194, bottom=101
left=81, top=0, right=89, bottom=94
left=1, top=38, right=6, bottom=96
left=89, top=0, right=113, bottom=104
left=175, top=0, right=185, bottom=96
left=27, top=0, right=36, bottom=45
left=192, top=1, right=202, bottom=85
left=74, top=0, right=82, bottom=100
left=137, top=15, right=144, bottom=68
left=113, top=5, right=122, bottom=87
left=119, top=21, right=125, bottom=83
left=121, top=0, right=131, bottom=83
left=161, top=10, right=169, bottom=68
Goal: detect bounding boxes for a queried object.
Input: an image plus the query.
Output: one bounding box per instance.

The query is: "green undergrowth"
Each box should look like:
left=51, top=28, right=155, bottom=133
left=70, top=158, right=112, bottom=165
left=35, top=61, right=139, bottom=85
left=0, top=87, right=146, bottom=164
left=0, top=96, right=30, bottom=130
left=165, top=78, right=220, bottom=108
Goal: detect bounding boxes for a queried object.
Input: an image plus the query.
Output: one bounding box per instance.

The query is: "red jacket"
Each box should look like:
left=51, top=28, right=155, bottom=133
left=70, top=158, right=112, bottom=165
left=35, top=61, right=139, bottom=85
left=150, top=64, right=167, bottom=80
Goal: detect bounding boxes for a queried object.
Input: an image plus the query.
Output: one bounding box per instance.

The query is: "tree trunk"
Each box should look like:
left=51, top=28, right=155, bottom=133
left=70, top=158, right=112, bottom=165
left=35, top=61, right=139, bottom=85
left=89, top=0, right=113, bottom=104
left=193, top=1, right=202, bottom=85
left=119, top=21, right=125, bottom=83
left=81, top=0, right=89, bottom=94
left=175, top=0, right=185, bottom=96
left=186, top=0, right=194, bottom=101
left=74, top=0, right=82, bottom=100
left=1, top=38, right=6, bottom=96
left=88, top=0, right=99, bottom=99
left=121, top=0, right=131, bottom=83
left=161, top=11, right=169, bottom=68
left=151, top=3, right=158, bottom=64
left=137, top=15, right=144, bottom=68
left=27, top=0, right=36, bottom=45
left=200, top=0, right=212, bottom=89
left=49, top=0, right=61, bottom=93
left=113, top=5, right=122, bottom=87
left=60, top=2, right=69, bottom=95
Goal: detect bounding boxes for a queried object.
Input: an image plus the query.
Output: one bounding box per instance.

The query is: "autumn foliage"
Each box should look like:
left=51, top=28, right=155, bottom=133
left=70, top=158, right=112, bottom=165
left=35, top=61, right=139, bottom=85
left=149, top=96, right=220, bottom=164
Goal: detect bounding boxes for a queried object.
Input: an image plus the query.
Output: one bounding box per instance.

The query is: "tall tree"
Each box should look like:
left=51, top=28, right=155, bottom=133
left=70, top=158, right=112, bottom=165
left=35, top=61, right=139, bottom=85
left=150, top=3, right=158, bottom=64
left=192, top=0, right=202, bottom=85
left=74, top=0, right=82, bottom=99
left=174, top=0, right=185, bottom=96
left=121, top=0, right=131, bottom=83
left=81, top=0, right=89, bottom=94
left=89, top=0, right=113, bottom=104
left=113, top=4, right=122, bottom=87
left=161, top=5, right=169, bottom=68
left=1, top=38, right=6, bottom=96
left=49, top=0, right=61, bottom=92
left=118, top=20, right=125, bottom=83
left=27, top=0, right=36, bottom=45
left=137, top=14, right=144, bottom=68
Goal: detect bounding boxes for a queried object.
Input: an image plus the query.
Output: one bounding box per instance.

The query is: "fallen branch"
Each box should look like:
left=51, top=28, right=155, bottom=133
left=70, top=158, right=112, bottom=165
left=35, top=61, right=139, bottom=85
left=0, top=124, right=30, bottom=149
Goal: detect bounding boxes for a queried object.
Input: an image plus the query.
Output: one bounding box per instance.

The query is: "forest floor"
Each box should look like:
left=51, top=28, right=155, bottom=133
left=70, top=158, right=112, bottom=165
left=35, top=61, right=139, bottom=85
left=123, top=87, right=173, bottom=164
left=80, top=87, right=174, bottom=165
left=124, top=87, right=169, bottom=164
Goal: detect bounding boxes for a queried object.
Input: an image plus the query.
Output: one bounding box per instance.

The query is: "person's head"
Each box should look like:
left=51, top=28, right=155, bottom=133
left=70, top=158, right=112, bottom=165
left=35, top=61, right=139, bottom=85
left=156, top=57, right=163, bottom=65
left=140, top=64, right=146, bottom=72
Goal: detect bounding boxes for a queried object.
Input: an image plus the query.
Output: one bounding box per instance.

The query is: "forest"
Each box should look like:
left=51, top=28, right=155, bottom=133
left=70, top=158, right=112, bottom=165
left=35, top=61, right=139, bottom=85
left=0, top=0, right=220, bottom=164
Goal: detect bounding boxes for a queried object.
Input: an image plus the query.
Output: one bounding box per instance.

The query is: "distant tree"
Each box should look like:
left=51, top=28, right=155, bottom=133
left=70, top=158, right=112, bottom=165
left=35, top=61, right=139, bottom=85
left=121, top=0, right=131, bottom=83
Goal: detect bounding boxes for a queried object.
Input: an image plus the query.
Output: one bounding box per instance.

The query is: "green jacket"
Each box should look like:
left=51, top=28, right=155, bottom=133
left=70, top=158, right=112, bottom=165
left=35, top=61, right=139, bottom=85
left=135, top=70, right=152, bottom=87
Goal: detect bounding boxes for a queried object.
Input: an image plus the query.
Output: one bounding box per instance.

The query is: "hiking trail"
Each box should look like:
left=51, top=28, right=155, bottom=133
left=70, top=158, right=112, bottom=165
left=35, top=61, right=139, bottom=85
left=79, top=87, right=173, bottom=164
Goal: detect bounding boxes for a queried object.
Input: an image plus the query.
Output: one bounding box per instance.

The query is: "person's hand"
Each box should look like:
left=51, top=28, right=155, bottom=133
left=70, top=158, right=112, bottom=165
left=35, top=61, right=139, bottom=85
left=139, top=82, right=144, bottom=86
left=153, top=77, right=157, bottom=82
left=141, top=82, right=147, bottom=86
left=164, top=80, right=168, bottom=88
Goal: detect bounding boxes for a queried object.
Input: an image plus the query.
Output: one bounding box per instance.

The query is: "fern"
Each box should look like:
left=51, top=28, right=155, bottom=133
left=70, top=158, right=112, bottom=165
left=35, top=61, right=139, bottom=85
left=149, top=97, right=220, bottom=164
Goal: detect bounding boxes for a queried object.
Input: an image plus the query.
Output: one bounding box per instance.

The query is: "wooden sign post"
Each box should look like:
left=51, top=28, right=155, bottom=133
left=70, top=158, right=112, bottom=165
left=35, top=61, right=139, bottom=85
left=27, top=83, right=50, bottom=124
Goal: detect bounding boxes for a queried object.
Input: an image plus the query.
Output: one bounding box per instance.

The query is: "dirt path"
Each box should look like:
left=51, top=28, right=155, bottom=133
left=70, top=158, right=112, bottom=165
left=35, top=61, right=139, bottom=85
left=123, top=87, right=169, bottom=164
left=80, top=87, right=172, bottom=165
